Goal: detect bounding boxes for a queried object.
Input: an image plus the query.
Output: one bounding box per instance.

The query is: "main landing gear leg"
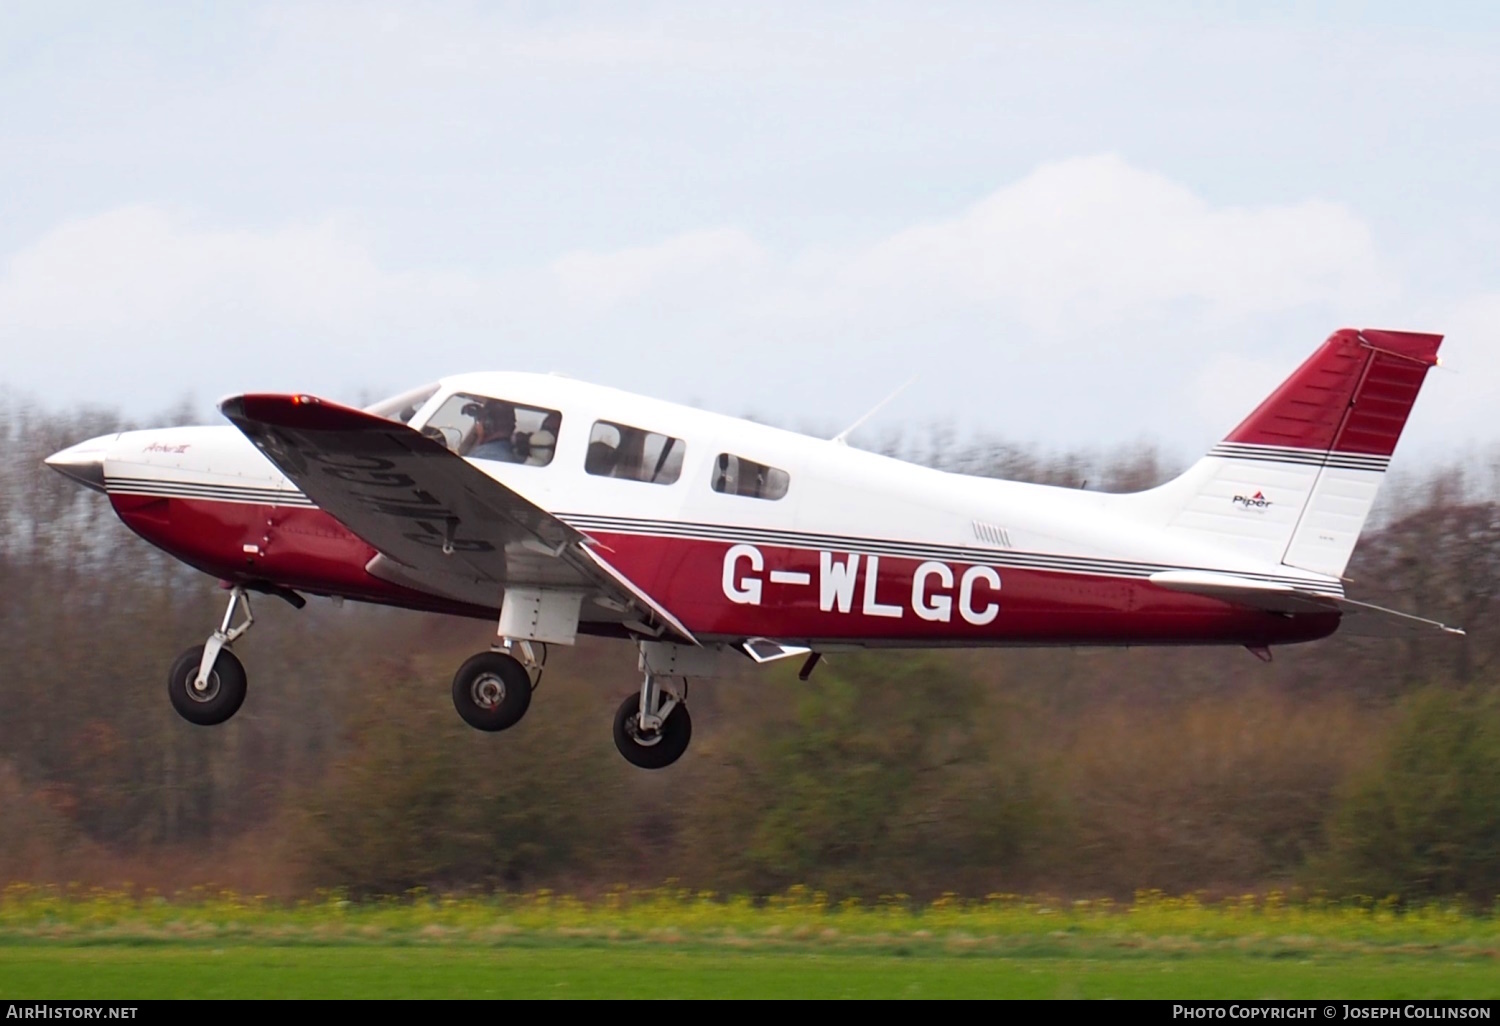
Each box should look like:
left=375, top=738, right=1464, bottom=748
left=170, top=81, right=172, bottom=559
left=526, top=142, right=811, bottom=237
left=167, top=585, right=253, bottom=726
left=613, top=670, right=692, bottom=770
left=451, top=639, right=543, bottom=732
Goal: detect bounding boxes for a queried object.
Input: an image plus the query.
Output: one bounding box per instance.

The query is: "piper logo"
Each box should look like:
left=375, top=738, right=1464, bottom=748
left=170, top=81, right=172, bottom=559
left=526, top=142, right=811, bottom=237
left=1232, top=490, right=1272, bottom=510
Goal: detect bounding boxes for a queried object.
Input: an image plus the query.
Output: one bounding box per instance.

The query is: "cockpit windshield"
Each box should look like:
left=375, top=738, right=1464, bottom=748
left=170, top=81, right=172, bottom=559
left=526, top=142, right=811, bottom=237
left=364, top=384, right=440, bottom=425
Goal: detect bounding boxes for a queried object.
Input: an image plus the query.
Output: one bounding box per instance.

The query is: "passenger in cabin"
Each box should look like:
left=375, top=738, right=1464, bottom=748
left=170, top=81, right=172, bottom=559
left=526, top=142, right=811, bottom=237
left=466, top=401, right=522, bottom=463
left=585, top=424, right=621, bottom=476
left=524, top=411, right=561, bottom=467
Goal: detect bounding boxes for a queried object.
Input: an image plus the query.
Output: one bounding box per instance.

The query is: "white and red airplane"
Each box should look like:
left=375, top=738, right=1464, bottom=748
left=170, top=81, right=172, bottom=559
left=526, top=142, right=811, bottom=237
left=45, top=327, right=1461, bottom=768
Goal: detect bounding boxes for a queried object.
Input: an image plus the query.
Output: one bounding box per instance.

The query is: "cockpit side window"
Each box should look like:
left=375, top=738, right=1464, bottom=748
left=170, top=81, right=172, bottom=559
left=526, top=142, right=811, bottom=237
left=585, top=420, right=684, bottom=485
left=421, top=392, right=562, bottom=466
left=711, top=453, right=790, bottom=500
left=364, top=384, right=440, bottom=425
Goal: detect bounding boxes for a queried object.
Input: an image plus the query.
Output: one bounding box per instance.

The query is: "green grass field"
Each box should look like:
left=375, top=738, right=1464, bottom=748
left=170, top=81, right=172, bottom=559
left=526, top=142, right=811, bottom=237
left=1, top=887, right=1498, bottom=998
left=6, top=945, right=1500, bottom=999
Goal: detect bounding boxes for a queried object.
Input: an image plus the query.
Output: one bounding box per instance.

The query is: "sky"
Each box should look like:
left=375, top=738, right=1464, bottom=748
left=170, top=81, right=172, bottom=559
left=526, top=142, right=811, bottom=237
left=2, top=1, right=1499, bottom=460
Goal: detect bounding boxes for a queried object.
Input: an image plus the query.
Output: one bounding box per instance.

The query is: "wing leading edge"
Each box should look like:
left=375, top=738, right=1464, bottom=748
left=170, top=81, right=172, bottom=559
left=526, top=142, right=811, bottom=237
left=219, top=393, right=695, bottom=643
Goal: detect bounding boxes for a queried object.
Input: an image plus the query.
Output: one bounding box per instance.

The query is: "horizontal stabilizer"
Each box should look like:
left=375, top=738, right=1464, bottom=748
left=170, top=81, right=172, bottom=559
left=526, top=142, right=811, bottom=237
left=1149, top=570, right=1338, bottom=614
left=1149, top=571, right=1464, bottom=637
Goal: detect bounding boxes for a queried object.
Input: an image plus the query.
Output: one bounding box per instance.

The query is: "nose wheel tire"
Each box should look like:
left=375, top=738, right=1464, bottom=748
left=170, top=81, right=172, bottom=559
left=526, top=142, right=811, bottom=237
left=452, top=652, right=533, bottom=732
left=613, top=693, right=692, bottom=769
left=167, top=644, right=247, bottom=726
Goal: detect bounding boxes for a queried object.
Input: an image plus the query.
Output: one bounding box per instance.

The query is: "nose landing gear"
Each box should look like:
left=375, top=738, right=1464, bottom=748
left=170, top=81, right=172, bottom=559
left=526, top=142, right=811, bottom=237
left=168, top=585, right=254, bottom=726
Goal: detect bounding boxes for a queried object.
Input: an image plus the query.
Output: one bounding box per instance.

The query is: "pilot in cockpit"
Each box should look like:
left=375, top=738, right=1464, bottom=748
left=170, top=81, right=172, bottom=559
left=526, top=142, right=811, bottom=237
left=465, top=400, right=522, bottom=462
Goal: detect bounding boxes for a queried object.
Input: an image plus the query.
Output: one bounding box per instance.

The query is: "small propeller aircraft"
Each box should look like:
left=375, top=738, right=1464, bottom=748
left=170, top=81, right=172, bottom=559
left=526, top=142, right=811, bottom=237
left=45, top=328, right=1461, bottom=768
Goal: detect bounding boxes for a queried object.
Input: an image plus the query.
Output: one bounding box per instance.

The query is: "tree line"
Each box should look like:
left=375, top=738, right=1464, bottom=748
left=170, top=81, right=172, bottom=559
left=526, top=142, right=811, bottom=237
left=3, top=397, right=1499, bottom=903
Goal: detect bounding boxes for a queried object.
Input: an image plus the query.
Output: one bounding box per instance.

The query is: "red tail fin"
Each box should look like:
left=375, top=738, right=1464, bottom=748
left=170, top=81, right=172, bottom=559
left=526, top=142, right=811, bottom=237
left=1224, top=328, right=1442, bottom=457
left=1147, top=328, right=1443, bottom=578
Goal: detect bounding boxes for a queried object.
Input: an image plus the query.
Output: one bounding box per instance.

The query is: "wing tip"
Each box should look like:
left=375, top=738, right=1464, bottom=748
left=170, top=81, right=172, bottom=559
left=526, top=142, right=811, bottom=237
left=218, top=393, right=385, bottom=433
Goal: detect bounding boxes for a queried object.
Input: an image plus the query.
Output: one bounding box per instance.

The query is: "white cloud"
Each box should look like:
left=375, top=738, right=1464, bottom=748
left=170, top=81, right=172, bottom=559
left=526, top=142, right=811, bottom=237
left=0, top=206, right=386, bottom=333
left=0, top=156, right=1413, bottom=445
left=0, top=206, right=499, bottom=407
left=551, top=228, right=765, bottom=305
left=542, top=153, right=1385, bottom=343
left=835, top=155, right=1385, bottom=330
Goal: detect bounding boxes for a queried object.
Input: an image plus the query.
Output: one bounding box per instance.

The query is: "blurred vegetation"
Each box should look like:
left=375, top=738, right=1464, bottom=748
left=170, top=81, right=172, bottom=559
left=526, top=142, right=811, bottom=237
left=4, top=396, right=1500, bottom=905
left=10, top=886, right=1500, bottom=1000
left=6, top=884, right=1500, bottom=953
left=1318, top=688, right=1500, bottom=902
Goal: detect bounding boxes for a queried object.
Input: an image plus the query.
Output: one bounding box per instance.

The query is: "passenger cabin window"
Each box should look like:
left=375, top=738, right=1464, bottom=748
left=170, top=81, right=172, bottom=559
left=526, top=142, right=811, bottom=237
left=365, top=384, right=439, bottom=425
left=421, top=392, right=561, bottom=466
left=712, top=453, right=790, bottom=500
left=585, top=420, right=684, bottom=485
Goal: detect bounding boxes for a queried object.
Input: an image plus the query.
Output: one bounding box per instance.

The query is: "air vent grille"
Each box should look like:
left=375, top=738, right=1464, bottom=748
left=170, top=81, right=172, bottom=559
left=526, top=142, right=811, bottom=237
left=972, top=520, right=1012, bottom=548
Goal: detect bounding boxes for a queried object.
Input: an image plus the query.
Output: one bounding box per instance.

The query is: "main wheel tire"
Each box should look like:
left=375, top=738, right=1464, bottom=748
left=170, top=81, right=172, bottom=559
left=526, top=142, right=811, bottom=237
left=613, top=692, right=692, bottom=769
left=452, top=652, right=533, bottom=732
left=167, top=645, right=248, bottom=726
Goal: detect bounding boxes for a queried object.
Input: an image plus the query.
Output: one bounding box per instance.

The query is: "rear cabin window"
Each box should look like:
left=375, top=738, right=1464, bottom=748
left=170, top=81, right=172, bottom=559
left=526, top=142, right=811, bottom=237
left=711, top=453, right=790, bottom=500
left=585, top=420, right=684, bottom=485
left=421, top=393, right=561, bottom=466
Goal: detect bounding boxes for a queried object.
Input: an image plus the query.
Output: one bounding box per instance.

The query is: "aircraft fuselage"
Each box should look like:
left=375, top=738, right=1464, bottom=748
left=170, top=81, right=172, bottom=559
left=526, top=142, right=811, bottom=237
left=63, top=370, right=1341, bottom=650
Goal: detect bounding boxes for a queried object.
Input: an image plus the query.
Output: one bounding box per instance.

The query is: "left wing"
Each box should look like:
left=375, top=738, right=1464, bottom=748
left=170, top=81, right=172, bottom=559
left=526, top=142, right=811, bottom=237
left=219, top=393, right=695, bottom=642
left=1149, top=570, right=1464, bottom=637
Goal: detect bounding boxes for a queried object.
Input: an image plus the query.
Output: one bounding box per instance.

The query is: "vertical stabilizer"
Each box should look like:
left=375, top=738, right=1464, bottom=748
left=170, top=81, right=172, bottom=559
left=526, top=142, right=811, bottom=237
left=1136, top=329, right=1441, bottom=577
